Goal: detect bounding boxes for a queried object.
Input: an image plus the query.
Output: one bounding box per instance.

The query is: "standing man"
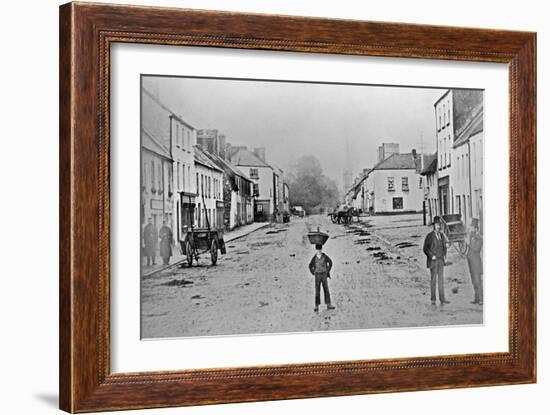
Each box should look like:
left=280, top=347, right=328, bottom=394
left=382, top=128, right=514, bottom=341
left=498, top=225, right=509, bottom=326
left=159, top=220, right=173, bottom=265
left=465, top=218, right=483, bottom=305
left=308, top=244, right=335, bottom=312
left=143, top=217, right=158, bottom=266
left=423, top=216, right=450, bottom=306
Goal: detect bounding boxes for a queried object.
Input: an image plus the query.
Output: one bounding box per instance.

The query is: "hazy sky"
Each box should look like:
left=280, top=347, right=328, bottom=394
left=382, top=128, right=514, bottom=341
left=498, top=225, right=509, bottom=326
left=143, top=76, right=445, bottom=187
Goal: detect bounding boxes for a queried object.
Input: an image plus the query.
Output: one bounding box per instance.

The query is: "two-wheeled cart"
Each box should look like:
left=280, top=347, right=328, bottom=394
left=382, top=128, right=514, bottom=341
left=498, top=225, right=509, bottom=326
left=440, top=214, right=468, bottom=255
left=178, top=193, right=226, bottom=266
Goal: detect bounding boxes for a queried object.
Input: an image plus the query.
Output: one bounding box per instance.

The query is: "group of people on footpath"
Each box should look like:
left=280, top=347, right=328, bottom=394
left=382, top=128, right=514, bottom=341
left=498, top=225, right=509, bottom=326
left=307, top=215, right=483, bottom=313
left=142, top=217, right=174, bottom=266
left=422, top=216, right=483, bottom=306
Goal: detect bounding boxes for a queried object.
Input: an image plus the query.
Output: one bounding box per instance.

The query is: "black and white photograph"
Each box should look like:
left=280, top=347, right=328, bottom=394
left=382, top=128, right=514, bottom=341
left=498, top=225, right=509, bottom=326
left=140, top=75, right=484, bottom=339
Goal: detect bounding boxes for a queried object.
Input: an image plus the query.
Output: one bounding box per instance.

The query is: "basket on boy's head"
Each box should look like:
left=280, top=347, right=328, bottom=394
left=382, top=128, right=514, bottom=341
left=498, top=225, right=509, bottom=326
left=307, top=226, right=329, bottom=246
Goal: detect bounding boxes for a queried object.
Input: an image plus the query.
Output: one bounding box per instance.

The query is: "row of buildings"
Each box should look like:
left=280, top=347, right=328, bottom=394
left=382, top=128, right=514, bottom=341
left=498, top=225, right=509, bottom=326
left=141, top=86, right=290, bottom=243
left=345, top=89, right=484, bottom=230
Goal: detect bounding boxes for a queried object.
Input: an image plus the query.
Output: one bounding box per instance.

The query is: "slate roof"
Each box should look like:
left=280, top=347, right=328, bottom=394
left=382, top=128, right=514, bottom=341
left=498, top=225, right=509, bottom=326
left=194, top=146, right=223, bottom=172
left=373, top=153, right=418, bottom=170
left=420, top=153, right=437, bottom=176
left=454, top=105, right=483, bottom=148
left=141, top=128, right=172, bottom=160
left=230, top=147, right=271, bottom=168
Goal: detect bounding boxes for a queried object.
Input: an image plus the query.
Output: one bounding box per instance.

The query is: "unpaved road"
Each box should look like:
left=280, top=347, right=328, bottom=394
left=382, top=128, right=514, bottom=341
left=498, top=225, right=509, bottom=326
left=141, top=213, right=482, bottom=339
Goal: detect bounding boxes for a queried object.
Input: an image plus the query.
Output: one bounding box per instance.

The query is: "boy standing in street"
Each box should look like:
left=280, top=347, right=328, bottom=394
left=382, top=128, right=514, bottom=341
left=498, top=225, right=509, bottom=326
left=308, top=244, right=335, bottom=312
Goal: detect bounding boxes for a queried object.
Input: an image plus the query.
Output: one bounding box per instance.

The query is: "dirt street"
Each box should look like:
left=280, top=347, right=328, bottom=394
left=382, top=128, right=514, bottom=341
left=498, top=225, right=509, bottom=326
left=141, top=213, right=482, bottom=339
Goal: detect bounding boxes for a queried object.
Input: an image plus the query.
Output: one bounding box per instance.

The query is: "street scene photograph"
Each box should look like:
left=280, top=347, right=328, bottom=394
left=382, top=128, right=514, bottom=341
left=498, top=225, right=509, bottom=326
left=140, top=75, right=484, bottom=339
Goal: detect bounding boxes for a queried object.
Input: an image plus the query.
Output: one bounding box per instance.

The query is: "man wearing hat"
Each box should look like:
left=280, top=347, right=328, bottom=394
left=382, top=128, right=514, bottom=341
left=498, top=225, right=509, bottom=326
left=465, top=218, right=483, bottom=305
left=423, top=216, right=450, bottom=305
left=308, top=244, right=335, bottom=312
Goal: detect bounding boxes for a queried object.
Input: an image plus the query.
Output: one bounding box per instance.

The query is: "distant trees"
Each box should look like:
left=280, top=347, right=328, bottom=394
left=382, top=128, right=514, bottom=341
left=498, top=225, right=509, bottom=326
left=287, top=155, right=340, bottom=213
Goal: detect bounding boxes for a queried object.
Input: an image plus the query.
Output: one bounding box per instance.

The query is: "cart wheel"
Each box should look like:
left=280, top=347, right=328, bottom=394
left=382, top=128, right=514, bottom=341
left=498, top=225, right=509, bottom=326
left=210, top=240, right=218, bottom=265
left=185, top=240, right=193, bottom=267
left=457, top=240, right=468, bottom=255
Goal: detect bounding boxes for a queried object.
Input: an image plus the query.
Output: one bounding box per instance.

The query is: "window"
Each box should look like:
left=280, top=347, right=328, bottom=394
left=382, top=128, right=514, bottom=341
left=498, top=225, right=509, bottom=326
left=387, top=177, right=395, bottom=192
left=447, top=136, right=451, bottom=167
left=181, top=163, right=185, bottom=190
left=392, top=197, right=403, bottom=210
left=175, top=125, right=180, bottom=147
left=253, top=183, right=259, bottom=197
left=176, top=162, right=180, bottom=188
left=419, top=177, right=423, bottom=189
left=187, top=131, right=191, bottom=150
left=438, top=109, right=441, bottom=130
left=402, top=177, right=409, bottom=192
left=443, top=104, right=446, bottom=125
left=158, top=163, right=162, bottom=192
left=249, top=168, right=259, bottom=179
left=447, top=104, right=451, bottom=125
left=472, top=142, right=477, bottom=175
left=151, top=160, right=155, bottom=190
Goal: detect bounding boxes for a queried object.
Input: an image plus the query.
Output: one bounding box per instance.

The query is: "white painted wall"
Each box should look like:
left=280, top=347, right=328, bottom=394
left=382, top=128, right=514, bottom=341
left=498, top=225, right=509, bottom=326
left=372, top=169, right=424, bottom=213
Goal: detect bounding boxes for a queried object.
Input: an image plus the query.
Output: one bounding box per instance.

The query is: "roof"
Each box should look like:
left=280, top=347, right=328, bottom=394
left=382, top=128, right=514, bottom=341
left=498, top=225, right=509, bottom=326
left=230, top=147, right=271, bottom=168
left=420, top=153, right=437, bottom=176
left=200, top=148, right=253, bottom=184
left=373, top=153, right=419, bottom=170
left=142, top=87, right=197, bottom=130
left=347, top=169, right=373, bottom=198
left=454, top=105, right=483, bottom=148
left=141, top=128, right=172, bottom=160
left=194, top=146, right=223, bottom=172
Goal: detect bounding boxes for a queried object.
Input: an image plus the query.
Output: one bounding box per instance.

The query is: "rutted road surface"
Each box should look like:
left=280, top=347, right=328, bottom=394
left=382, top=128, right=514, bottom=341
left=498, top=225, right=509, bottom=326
left=141, top=214, right=482, bottom=339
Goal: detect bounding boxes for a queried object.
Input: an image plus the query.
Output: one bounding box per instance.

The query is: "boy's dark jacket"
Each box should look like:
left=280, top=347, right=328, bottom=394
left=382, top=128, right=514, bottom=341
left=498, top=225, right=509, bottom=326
left=309, top=253, right=333, bottom=278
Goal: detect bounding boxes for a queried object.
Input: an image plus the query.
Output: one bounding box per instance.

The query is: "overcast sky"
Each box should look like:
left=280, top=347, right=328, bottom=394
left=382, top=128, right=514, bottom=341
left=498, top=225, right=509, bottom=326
left=143, top=76, right=446, bottom=187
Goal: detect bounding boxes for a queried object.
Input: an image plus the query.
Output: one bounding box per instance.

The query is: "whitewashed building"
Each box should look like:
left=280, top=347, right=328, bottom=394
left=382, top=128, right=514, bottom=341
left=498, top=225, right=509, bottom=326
left=453, top=104, right=484, bottom=229
left=434, top=89, right=483, bottom=216
left=369, top=152, right=424, bottom=214
left=194, top=146, right=224, bottom=229
left=229, top=146, right=276, bottom=222
left=141, top=129, right=173, bottom=236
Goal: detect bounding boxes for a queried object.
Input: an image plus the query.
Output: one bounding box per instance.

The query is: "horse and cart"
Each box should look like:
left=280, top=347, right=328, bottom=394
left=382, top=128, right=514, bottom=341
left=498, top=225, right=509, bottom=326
left=328, top=205, right=359, bottom=224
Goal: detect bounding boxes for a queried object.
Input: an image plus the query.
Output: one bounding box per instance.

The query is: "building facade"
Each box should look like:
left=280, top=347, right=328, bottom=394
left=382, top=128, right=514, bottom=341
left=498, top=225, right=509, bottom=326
left=421, top=153, right=438, bottom=224
left=141, top=129, right=173, bottom=241
left=197, top=129, right=254, bottom=229
left=229, top=146, right=276, bottom=222
left=194, top=146, right=224, bottom=229
left=434, top=89, right=483, bottom=216
left=369, top=152, right=424, bottom=214
left=453, top=105, right=484, bottom=229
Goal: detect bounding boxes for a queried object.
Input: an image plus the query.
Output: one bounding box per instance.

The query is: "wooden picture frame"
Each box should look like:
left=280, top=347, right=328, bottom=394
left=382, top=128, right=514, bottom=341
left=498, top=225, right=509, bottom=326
left=59, top=2, right=536, bottom=412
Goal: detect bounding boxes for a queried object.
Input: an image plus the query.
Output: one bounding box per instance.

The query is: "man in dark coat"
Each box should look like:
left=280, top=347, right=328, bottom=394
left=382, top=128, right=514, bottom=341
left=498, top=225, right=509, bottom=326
left=466, top=218, right=483, bottom=305
left=143, top=217, right=158, bottom=266
left=308, top=244, right=335, bottom=312
left=159, top=220, right=173, bottom=265
left=423, top=216, right=450, bottom=306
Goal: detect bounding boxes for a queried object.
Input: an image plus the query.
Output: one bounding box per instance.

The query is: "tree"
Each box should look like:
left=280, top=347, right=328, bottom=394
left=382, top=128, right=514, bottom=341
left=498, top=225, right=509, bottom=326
left=287, top=155, right=340, bottom=213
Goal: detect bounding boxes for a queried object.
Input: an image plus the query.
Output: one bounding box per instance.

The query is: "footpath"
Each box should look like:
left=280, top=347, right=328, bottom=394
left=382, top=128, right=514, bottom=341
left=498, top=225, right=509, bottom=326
left=141, top=221, right=270, bottom=277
